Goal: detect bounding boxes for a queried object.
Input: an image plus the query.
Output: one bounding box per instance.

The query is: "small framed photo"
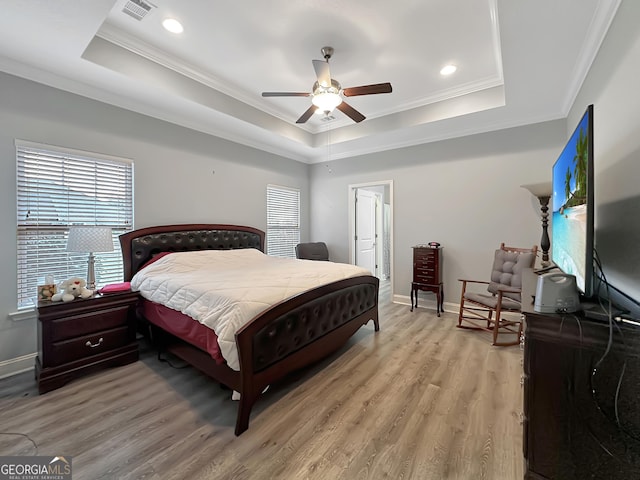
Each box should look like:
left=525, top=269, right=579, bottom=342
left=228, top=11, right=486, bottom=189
left=38, top=284, right=57, bottom=301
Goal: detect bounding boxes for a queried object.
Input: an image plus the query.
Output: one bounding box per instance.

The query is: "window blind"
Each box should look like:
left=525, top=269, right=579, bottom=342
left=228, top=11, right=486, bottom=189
left=16, top=141, right=133, bottom=308
left=266, top=184, right=300, bottom=258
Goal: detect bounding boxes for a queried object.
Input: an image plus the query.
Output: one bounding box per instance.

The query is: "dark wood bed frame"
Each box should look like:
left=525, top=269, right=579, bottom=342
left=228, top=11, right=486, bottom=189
left=119, top=224, right=379, bottom=435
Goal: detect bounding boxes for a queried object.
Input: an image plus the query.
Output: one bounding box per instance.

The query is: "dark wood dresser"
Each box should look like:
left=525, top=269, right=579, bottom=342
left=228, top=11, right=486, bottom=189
left=521, top=272, right=640, bottom=478
left=36, top=291, right=139, bottom=394
left=410, top=245, right=443, bottom=315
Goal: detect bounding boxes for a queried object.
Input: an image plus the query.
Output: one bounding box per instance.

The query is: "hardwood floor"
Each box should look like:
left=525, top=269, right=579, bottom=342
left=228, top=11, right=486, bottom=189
left=0, top=281, right=524, bottom=479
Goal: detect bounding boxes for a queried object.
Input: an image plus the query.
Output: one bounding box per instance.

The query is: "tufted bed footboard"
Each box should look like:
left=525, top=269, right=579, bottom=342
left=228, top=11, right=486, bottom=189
left=119, top=224, right=379, bottom=435
left=235, top=276, right=378, bottom=434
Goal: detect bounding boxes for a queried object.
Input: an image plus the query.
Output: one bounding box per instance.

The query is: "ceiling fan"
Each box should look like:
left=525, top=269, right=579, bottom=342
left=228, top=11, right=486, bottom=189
left=262, top=46, right=392, bottom=124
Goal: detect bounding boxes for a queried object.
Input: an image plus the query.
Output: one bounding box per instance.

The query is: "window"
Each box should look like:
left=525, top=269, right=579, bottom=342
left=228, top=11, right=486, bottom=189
left=16, top=141, right=133, bottom=308
left=266, top=184, right=300, bottom=258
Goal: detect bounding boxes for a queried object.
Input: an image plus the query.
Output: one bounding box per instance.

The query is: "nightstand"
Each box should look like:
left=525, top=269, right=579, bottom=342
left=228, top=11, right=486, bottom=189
left=36, top=290, right=139, bottom=394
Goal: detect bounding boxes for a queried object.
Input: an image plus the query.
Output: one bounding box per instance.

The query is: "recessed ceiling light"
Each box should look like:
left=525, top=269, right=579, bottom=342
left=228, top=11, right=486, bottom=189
left=440, top=64, right=457, bottom=76
left=162, top=18, right=184, bottom=34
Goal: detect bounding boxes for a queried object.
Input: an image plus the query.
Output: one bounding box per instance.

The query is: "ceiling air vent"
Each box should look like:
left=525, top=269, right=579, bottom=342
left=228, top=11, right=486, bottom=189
left=122, top=0, right=156, bottom=21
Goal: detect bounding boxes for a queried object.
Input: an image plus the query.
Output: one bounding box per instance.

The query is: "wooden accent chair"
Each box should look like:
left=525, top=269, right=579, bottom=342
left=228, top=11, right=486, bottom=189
left=295, top=242, right=330, bottom=261
left=457, top=243, right=538, bottom=346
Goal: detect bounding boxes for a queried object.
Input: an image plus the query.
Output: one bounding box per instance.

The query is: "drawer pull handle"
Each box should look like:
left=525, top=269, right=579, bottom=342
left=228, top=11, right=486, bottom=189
left=85, top=338, right=104, bottom=348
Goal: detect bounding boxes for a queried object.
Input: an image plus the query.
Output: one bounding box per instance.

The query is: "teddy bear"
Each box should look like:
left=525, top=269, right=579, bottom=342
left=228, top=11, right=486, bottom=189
left=51, top=277, right=94, bottom=302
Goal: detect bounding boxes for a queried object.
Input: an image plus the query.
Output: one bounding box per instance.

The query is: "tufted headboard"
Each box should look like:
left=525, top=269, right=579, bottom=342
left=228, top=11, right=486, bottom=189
left=119, top=224, right=265, bottom=281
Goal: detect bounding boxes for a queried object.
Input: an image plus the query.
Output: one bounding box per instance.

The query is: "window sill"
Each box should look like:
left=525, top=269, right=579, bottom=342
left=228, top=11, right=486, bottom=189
left=8, top=308, right=36, bottom=322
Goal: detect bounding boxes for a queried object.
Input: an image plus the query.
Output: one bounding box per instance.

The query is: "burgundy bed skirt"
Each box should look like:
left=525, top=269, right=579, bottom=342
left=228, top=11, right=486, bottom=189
left=141, top=299, right=226, bottom=364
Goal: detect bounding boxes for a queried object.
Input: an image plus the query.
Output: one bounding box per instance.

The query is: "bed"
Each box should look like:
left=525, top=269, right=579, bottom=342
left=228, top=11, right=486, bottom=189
left=119, top=223, right=379, bottom=435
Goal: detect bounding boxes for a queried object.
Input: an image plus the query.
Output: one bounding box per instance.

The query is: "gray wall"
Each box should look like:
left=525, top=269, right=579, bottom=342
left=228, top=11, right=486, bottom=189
left=568, top=0, right=640, bottom=316
left=0, top=72, right=309, bottom=373
left=309, top=120, right=566, bottom=305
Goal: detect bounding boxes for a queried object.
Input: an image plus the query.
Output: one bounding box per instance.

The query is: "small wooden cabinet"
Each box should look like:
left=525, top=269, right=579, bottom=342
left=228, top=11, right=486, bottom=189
left=522, top=310, right=640, bottom=478
left=36, top=291, right=139, bottom=394
left=410, top=245, right=443, bottom=315
left=521, top=271, right=640, bottom=478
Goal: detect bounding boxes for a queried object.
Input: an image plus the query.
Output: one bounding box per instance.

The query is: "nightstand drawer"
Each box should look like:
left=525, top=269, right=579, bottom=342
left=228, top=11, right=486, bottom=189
left=49, top=326, right=132, bottom=366
left=414, top=247, right=438, bottom=258
left=414, top=250, right=437, bottom=260
left=415, top=274, right=438, bottom=283
left=50, top=305, right=131, bottom=342
left=415, top=265, right=437, bottom=274
left=414, top=266, right=440, bottom=283
left=413, top=260, right=438, bottom=270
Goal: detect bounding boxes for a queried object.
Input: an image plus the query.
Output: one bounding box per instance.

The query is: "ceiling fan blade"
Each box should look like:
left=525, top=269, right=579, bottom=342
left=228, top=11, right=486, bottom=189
left=312, top=59, right=331, bottom=88
left=342, top=83, right=393, bottom=97
left=296, top=105, right=318, bottom=124
left=262, top=92, right=311, bottom=97
left=336, top=102, right=366, bottom=123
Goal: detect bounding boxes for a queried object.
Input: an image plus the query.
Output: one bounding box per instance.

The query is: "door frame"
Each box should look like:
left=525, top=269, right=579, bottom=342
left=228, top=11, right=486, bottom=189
left=348, top=180, right=394, bottom=295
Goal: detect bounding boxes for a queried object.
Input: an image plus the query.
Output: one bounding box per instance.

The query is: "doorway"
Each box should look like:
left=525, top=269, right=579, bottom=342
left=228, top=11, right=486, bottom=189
left=348, top=181, right=393, bottom=298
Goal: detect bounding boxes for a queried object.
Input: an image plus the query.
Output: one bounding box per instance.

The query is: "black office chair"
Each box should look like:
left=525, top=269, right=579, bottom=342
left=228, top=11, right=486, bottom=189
left=295, top=242, right=329, bottom=261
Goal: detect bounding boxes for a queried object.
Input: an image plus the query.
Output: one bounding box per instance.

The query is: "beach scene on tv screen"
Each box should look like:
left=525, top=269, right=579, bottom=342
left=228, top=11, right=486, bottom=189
left=551, top=112, right=589, bottom=292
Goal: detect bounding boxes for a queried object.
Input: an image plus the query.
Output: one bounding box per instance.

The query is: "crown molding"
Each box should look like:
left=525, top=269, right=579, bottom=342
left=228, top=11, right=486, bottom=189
left=561, top=0, right=622, bottom=114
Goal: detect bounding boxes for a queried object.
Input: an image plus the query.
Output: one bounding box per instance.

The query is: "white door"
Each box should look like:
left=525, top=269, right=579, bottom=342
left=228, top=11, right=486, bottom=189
left=355, top=188, right=377, bottom=275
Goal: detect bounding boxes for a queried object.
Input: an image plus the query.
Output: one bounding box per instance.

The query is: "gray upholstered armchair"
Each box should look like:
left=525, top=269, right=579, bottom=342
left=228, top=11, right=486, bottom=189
left=457, top=243, right=538, bottom=346
left=295, top=242, right=330, bottom=261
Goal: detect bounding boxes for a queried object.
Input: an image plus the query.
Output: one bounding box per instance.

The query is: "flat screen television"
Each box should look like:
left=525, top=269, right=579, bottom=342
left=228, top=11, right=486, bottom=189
left=551, top=104, right=595, bottom=298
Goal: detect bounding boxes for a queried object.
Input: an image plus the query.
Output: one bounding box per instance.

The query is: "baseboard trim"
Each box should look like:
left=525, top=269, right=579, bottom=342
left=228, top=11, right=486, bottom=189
left=0, top=353, right=36, bottom=380
left=393, top=294, right=520, bottom=321
left=393, top=294, right=454, bottom=314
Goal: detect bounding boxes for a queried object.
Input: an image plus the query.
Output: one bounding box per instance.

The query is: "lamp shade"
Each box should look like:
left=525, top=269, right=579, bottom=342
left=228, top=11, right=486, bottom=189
left=521, top=182, right=552, bottom=198
left=67, top=226, right=114, bottom=253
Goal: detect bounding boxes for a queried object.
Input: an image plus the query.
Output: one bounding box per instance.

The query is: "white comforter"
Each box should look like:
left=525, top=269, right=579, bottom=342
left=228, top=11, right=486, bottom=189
left=130, top=249, right=371, bottom=370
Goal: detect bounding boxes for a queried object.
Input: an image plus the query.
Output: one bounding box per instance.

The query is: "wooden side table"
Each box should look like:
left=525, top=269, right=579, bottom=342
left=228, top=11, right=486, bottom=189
left=36, top=290, right=139, bottom=394
left=410, top=246, right=443, bottom=315
left=522, top=308, right=640, bottom=478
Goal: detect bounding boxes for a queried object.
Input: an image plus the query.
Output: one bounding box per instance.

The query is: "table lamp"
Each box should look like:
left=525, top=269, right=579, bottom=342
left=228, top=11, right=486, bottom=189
left=66, top=226, right=114, bottom=290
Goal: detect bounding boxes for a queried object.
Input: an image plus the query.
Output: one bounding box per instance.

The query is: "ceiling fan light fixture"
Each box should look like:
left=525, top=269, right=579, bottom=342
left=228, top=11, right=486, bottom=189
left=312, top=91, right=342, bottom=112
left=263, top=47, right=391, bottom=124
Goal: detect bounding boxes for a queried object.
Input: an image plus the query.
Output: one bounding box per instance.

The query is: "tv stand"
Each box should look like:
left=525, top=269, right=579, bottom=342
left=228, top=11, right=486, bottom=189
left=521, top=271, right=640, bottom=478
left=580, top=301, right=626, bottom=322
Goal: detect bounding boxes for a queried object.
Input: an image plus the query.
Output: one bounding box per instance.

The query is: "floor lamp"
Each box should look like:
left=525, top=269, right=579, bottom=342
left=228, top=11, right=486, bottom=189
left=521, top=182, right=552, bottom=267
left=66, top=226, right=114, bottom=290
